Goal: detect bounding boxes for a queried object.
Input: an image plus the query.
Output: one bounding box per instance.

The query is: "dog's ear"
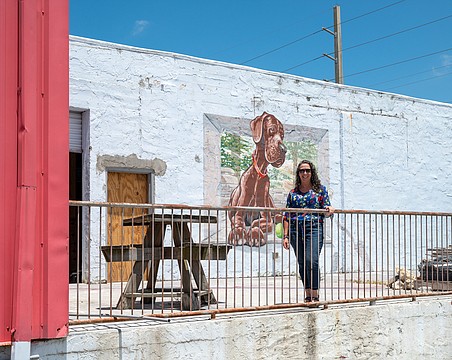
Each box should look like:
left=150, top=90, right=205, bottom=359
left=250, top=112, right=267, bottom=143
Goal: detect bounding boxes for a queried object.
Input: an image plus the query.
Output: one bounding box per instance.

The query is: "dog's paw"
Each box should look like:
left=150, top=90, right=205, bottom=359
left=248, top=228, right=267, bottom=247
left=253, top=238, right=267, bottom=247
left=228, top=227, right=248, bottom=245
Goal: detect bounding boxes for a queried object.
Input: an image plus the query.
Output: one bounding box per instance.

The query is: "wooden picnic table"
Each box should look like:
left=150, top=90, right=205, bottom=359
left=102, top=213, right=230, bottom=311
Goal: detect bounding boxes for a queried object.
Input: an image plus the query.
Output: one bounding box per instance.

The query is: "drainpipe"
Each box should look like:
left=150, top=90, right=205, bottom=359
left=339, top=113, right=346, bottom=272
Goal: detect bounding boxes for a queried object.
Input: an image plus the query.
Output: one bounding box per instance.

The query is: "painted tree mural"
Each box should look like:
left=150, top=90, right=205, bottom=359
left=220, top=132, right=252, bottom=177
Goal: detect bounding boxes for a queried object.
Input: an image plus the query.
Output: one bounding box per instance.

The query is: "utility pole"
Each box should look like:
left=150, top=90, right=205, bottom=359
left=322, top=5, right=344, bottom=84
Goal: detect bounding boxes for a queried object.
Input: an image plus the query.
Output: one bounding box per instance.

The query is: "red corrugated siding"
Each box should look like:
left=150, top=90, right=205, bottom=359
left=0, top=0, right=18, bottom=345
left=1, top=0, right=68, bottom=343
left=40, top=0, right=69, bottom=340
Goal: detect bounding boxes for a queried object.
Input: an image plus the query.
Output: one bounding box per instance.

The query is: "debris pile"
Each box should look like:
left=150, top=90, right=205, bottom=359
left=388, top=267, right=418, bottom=290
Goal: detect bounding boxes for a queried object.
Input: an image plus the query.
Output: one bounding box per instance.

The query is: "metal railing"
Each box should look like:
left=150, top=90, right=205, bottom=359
left=69, top=201, right=452, bottom=323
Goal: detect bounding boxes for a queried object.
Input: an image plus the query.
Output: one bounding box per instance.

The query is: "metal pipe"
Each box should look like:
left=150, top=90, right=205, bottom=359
left=69, top=200, right=452, bottom=217
left=69, top=291, right=452, bottom=325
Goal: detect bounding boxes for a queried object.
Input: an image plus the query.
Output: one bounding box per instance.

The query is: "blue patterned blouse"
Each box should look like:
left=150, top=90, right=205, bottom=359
left=284, top=185, right=332, bottom=223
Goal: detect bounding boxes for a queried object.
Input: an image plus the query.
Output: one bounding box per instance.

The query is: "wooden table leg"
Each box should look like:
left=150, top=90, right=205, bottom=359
left=181, top=223, right=218, bottom=305
left=117, top=221, right=164, bottom=309
left=174, top=223, right=217, bottom=309
left=143, top=258, right=160, bottom=305
left=173, top=223, right=200, bottom=310
left=143, top=223, right=163, bottom=304
left=116, top=260, right=145, bottom=309
left=190, top=258, right=217, bottom=305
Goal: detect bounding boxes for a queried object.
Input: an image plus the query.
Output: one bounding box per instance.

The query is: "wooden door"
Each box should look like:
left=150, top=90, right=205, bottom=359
left=107, top=172, right=148, bottom=282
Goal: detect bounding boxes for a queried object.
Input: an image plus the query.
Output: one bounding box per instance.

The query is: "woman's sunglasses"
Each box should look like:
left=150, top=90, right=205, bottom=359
left=298, top=169, right=311, bottom=174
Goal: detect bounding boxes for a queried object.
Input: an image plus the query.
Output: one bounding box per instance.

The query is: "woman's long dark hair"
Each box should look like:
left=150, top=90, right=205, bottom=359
left=295, top=160, right=321, bottom=193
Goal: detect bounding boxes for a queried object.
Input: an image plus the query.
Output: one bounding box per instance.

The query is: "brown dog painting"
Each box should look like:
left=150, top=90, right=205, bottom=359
left=228, top=112, right=286, bottom=246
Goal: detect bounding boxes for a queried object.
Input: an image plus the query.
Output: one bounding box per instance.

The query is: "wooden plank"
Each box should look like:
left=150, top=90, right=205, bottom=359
left=200, top=244, right=232, bottom=260
left=107, top=172, right=148, bottom=282
left=124, top=290, right=211, bottom=298
left=101, top=244, right=232, bottom=262
left=123, top=213, right=218, bottom=226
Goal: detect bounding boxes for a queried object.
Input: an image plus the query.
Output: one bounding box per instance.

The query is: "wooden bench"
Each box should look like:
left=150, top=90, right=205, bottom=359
left=101, top=243, right=231, bottom=263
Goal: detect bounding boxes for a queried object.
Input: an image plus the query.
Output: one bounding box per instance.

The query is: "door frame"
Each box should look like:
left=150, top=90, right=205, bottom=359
left=69, top=108, right=91, bottom=282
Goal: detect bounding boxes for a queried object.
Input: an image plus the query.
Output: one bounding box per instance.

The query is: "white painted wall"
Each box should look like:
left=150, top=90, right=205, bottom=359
left=69, top=36, right=452, bottom=211
left=69, top=36, right=452, bottom=281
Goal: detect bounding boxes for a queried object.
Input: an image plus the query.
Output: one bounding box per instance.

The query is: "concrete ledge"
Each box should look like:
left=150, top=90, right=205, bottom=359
left=1, top=297, right=451, bottom=359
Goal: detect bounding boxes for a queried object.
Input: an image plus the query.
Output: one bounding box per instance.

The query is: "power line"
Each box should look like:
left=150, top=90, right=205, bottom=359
left=240, top=30, right=323, bottom=65
left=284, top=56, right=324, bottom=72
left=284, top=14, right=452, bottom=73
left=369, top=64, right=452, bottom=87
left=324, top=0, right=407, bottom=31
left=240, top=0, right=407, bottom=66
left=383, top=71, right=452, bottom=91
left=212, top=8, right=330, bottom=58
left=332, top=47, right=452, bottom=81
left=330, top=14, right=452, bottom=57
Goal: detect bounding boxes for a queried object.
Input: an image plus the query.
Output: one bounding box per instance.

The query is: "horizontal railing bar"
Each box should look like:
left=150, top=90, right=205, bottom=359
left=69, top=314, right=171, bottom=324
left=69, top=200, right=328, bottom=214
left=69, top=200, right=452, bottom=216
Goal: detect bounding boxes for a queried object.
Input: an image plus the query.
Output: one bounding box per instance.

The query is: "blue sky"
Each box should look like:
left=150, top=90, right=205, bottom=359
left=70, top=0, right=451, bottom=103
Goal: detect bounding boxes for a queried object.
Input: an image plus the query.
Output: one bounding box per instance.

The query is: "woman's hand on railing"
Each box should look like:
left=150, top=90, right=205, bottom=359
left=325, top=206, right=335, bottom=218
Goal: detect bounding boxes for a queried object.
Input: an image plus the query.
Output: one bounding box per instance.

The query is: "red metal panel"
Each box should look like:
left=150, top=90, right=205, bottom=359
left=13, top=0, right=40, bottom=342
left=0, top=0, right=18, bottom=345
left=1, top=0, right=68, bottom=343
left=40, top=0, right=69, bottom=339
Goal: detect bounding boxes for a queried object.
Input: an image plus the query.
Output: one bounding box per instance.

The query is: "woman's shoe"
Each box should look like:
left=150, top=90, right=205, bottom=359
left=311, top=297, right=319, bottom=302
left=304, top=297, right=312, bottom=303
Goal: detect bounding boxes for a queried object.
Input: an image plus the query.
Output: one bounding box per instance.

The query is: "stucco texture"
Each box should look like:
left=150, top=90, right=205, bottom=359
left=1, top=297, right=451, bottom=359
left=69, top=36, right=452, bottom=213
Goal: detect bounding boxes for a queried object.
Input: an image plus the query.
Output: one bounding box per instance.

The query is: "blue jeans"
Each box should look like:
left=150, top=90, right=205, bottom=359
left=290, top=220, right=323, bottom=290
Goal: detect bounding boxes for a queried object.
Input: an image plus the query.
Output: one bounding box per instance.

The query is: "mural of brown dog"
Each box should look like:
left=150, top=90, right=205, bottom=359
left=228, top=112, right=286, bottom=246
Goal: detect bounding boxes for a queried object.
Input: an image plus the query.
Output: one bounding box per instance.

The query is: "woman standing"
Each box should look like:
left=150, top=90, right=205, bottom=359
left=283, top=160, right=334, bottom=302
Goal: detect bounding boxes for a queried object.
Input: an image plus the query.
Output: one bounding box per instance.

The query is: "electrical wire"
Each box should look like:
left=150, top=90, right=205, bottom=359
left=240, top=30, right=323, bottom=65
left=323, top=0, right=407, bottom=31
left=331, top=15, right=452, bottom=57
left=330, top=47, right=452, bottom=81
left=284, top=14, right=452, bottom=72
left=369, top=63, right=452, bottom=87
left=284, top=56, right=325, bottom=72
left=383, top=71, right=452, bottom=91
left=240, top=0, right=407, bottom=66
left=212, top=8, right=331, bottom=58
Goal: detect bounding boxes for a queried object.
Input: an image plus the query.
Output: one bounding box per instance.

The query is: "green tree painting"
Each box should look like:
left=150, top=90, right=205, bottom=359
left=285, top=140, right=317, bottom=174
left=220, top=132, right=253, bottom=177
left=268, top=140, right=317, bottom=189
